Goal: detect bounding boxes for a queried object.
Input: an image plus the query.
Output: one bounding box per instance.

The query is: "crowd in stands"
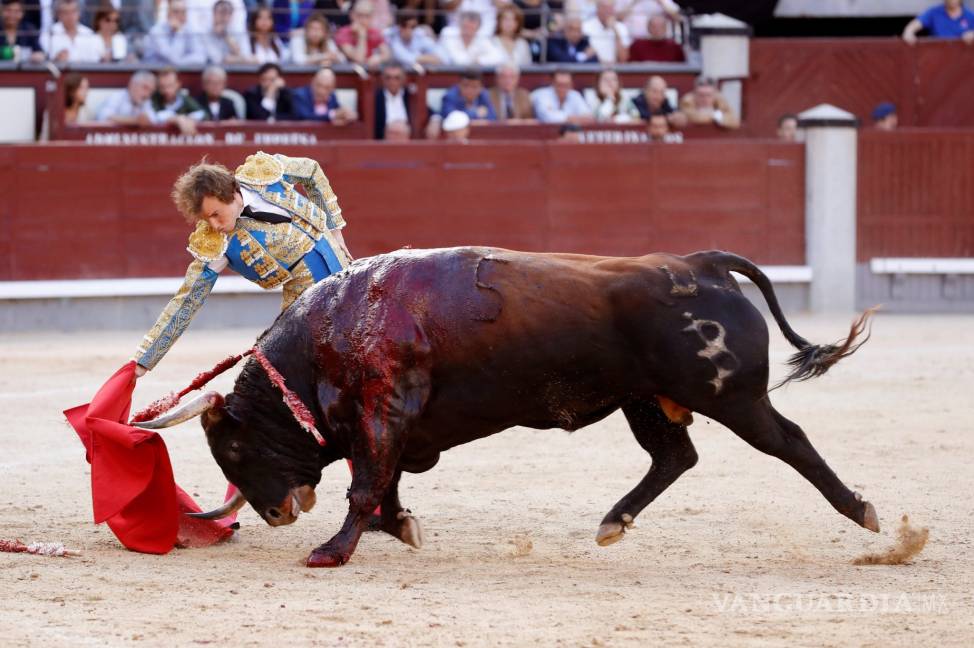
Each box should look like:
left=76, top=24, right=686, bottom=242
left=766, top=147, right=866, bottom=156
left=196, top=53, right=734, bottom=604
left=18, top=0, right=966, bottom=139
left=0, top=0, right=689, bottom=65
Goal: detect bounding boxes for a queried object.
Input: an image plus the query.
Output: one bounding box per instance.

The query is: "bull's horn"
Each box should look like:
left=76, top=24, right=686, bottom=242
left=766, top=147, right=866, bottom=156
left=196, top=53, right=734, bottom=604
left=186, top=490, right=247, bottom=520
left=131, top=391, right=223, bottom=429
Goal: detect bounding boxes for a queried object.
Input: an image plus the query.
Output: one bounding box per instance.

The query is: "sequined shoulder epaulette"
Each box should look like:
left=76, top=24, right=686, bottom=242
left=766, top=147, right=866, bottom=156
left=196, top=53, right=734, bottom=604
left=235, top=150, right=284, bottom=186
left=187, top=221, right=229, bottom=263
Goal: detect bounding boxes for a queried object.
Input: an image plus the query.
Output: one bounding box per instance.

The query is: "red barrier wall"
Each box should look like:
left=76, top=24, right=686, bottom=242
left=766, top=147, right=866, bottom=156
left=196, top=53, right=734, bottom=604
left=857, top=129, right=974, bottom=261
left=747, top=39, right=974, bottom=137
left=0, top=141, right=805, bottom=281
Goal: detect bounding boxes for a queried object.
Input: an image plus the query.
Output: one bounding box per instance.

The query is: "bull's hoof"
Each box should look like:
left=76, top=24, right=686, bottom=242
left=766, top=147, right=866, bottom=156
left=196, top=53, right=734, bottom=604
left=397, top=511, right=423, bottom=549
left=595, top=514, right=635, bottom=547
left=862, top=501, right=880, bottom=533
left=306, top=548, right=350, bottom=568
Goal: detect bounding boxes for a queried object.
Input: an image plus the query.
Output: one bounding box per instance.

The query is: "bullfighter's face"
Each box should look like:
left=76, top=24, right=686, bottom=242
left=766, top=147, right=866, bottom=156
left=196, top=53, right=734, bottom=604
left=201, top=401, right=319, bottom=527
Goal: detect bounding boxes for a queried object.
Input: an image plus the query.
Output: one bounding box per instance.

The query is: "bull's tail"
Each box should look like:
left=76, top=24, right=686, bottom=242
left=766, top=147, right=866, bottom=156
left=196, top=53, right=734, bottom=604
left=707, top=251, right=876, bottom=388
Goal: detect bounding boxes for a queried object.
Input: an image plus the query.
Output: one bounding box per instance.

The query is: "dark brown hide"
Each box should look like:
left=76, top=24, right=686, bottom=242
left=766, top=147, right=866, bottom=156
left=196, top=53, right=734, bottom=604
left=202, top=248, right=876, bottom=567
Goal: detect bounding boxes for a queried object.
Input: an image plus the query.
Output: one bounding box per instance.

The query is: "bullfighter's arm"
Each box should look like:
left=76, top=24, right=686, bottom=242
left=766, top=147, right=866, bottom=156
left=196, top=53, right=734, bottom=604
left=134, top=223, right=228, bottom=371
left=275, top=154, right=346, bottom=231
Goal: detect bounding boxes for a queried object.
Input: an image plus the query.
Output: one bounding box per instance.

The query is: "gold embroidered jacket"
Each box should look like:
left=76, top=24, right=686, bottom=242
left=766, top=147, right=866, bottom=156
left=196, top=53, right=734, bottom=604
left=135, top=152, right=352, bottom=370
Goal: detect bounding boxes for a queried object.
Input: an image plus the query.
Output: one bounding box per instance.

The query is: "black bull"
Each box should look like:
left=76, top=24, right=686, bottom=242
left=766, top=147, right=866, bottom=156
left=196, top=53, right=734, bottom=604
left=152, top=247, right=878, bottom=567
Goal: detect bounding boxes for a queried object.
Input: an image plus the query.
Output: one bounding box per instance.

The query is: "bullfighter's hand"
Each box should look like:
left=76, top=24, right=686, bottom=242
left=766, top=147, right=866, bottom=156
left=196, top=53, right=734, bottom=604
left=134, top=365, right=148, bottom=378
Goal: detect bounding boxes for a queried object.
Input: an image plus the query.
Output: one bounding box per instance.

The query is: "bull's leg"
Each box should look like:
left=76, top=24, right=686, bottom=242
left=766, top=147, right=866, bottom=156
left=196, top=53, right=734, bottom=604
left=714, top=397, right=879, bottom=533
left=306, top=438, right=404, bottom=568
left=597, top=399, right=699, bottom=546
left=307, top=367, right=430, bottom=568
left=368, top=468, right=424, bottom=549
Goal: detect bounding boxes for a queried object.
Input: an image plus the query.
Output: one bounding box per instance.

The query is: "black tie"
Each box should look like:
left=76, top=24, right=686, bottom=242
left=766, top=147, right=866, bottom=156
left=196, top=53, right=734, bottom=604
left=241, top=204, right=291, bottom=224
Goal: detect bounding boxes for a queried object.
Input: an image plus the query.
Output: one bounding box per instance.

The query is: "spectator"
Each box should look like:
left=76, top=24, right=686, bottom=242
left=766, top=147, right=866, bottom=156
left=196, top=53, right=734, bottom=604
left=40, top=0, right=102, bottom=63
left=63, top=72, right=92, bottom=124
left=374, top=61, right=412, bottom=139
left=628, top=14, right=684, bottom=62
left=384, top=119, right=411, bottom=141
left=117, top=0, right=156, bottom=36
left=546, top=14, right=597, bottom=63
left=439, top=11, right=503, bottom=66
left=777, top=113, right=798, bottom=141
left=442, top=109, right=471, bottom=142
left=902, top=0, right=974, bottom=44
left=492, top=4, right=532, bottom=66
left=249, top=5, right=288, bottom=63
left=442, top=0, right=500, bottom=37
left=271, top=0, right=316, bottom=35
left=489, top=63, right=533, bottom=120
left=166, top=0, right=247, bottom=40
left=531, top=70, right=593, bottom=124
left=646, top=113, right=671, bottom=141
left=587, top=69, right=637, bottom=123
left=385, top=10, right=443, bottom=66
left=315, top=0, right=353, bottom=30
left=631, top=75, right=686, bottom=128
left=441, top=68, right=497, bottom=120
left=289, top=11, right=344, bottom=65
left=872, top=102, right=897, bottom=130
left=151, top=67, right=205, bottom=134
left=95, top=70, right=156, bottom=125
left=335, top=0, right=390, bottom=66
left=244, top=62, right=295, bottom=120
left=2, top=0, right=44, bottom=62
left=143, top=0, right=206, bottom=65
left=615, top=0, right=679, bottom=39
left=679, top=76, right=739, bottom=129
left=196, top=65, right=240, bottom=120
left=583, top=0, right=631, bottom=62
left=202, top=0, right=252, bottom=64
left=93, top=4, right=127, bottom=62
left=559, top=122, right=582, bottom=142
left=293, top=67, right=358, bottom=124
left=513, top=0, right=544, bottom=37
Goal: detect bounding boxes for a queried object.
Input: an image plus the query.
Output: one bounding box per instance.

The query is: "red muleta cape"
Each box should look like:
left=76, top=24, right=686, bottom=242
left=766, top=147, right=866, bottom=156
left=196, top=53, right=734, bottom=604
left=64, top=362, right=235, bottom=554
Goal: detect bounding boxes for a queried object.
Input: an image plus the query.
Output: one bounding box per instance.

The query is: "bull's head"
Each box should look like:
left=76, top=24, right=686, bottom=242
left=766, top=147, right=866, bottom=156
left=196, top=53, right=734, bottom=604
left=133, top=391, right=320, bottom=527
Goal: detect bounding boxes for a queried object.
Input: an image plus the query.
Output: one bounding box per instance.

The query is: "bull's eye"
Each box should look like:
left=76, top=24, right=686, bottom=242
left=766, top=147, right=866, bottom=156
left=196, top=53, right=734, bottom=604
left=227, top=440, right=243, bottom=462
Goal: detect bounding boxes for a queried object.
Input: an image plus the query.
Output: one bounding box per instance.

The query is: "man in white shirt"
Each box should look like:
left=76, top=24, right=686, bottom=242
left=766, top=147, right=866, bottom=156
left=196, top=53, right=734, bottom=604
left=442, top=0, right=504, bottom=37
left=438, top=11, right=503, bottom=66
left=583, top=0, right=631, bottom=62
left=95, top=70, right=157, bottom=125
left=200, top=0, right=251, bottom=64
left=375, top=61, right=410, bottom=139
left=40, top=0, right=102, bottom=63
left=530, top=70, right=594, bottom=124
left=143, top=0, right=206, bottom=65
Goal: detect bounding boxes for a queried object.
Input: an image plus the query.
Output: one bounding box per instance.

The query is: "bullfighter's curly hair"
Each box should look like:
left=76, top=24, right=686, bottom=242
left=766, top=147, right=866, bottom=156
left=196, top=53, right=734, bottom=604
left=170, top=158, right=239, bottom=223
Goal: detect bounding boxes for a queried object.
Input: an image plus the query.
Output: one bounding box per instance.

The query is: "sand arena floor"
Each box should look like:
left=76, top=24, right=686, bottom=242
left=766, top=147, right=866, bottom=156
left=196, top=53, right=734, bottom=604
left=0, top=314, right=972, bottom=647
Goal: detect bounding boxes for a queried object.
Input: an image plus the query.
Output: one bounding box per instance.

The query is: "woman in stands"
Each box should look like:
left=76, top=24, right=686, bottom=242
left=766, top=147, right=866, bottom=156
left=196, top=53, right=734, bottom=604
left=289, top=11, right=345, bottom=65
left=93, top=5, right=128, bottom=62
left=133, top=152, right=352, bottom=376
left=587, top=69, right=637, bottom=123
left=63, top=72, right=92, bottom=124
left=492, top=5, right=533, bottom=66
left=249, top=6, right=288, bottom=63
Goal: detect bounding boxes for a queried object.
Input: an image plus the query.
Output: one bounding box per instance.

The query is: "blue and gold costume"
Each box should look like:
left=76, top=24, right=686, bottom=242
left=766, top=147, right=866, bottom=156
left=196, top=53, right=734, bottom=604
left=135, top=152, right=353, bottom=370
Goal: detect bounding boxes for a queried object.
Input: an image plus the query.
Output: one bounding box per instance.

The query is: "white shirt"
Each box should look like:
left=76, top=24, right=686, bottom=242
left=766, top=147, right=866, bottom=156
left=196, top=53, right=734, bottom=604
left=614, top=0, right=679, bottom=39
left=241, top=185, right=291, bottom=219
left=40, top=23, right=103, bottom=63
left=384, top=89, right=408, bottom=124
left=157, top=0, right=248, bottom=38
left=438, top=27, right=504, bottom=66
left=490, top=35, right=532, bottom=67
left=582, top=16, right=631, bottom=63
left=444, top=0, right=501, bottom=37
